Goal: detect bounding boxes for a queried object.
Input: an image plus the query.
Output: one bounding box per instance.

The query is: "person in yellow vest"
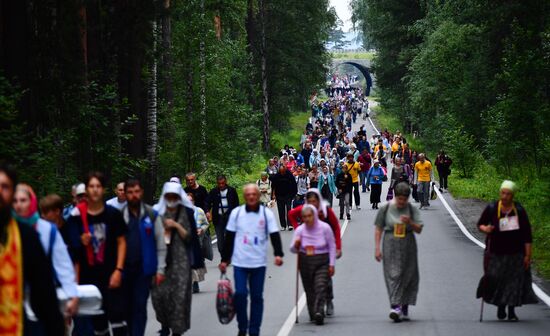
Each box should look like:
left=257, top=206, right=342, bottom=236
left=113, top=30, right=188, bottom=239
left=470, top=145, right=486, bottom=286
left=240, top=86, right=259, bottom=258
left=413, top=154, right=434, bottom=209
left=345, top=153, right=362, bottom=210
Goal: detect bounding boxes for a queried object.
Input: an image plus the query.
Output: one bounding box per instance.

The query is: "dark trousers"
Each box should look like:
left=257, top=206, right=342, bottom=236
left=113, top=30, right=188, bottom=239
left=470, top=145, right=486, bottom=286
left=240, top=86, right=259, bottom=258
left=299, top=254, right=330, bottom=319
left=215, top=222, right=226, bottom=256
left=439, top=174, right=448, bottom=189
left=124, top=265, right=152, bottom=336
left=234, top=266, right=266, bottom=336
left=350, top=182, right=360, bottom=206
left=276, top=197, right=292, bottom=229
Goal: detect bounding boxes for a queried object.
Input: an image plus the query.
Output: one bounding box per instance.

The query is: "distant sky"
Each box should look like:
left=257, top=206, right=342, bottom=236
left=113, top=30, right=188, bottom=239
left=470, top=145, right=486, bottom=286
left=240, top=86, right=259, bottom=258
left=330, top=0, right=352, bottom=32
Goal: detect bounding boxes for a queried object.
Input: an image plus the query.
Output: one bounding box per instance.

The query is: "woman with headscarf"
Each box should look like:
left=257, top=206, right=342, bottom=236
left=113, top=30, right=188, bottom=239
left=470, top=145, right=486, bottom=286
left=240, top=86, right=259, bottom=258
left=366, top=160, right=386, bottom=209
left=318, top=166, right=337, bottom=208
left=13, top=184, right=80, bottom=331
left=387, top=157, right=407, bottom=201
left=476, top=180, right=537, bottom=321
left=290, top=205, right=336, bottom=325
left=374, top=182, right=423, bottom=322
left=152, top=182, right=203, bottom=336
left=288, top=189, right=342, bottom=316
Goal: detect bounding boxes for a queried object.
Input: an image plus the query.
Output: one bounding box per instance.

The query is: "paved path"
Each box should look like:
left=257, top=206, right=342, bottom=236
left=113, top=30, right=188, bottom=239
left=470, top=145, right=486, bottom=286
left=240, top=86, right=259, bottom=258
left=145, top=104, right=550, bottom=335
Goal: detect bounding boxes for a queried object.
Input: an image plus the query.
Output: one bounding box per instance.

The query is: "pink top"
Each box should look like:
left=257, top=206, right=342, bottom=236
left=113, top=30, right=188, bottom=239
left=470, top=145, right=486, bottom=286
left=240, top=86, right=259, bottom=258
left=290, top=219, right=336, bottom=266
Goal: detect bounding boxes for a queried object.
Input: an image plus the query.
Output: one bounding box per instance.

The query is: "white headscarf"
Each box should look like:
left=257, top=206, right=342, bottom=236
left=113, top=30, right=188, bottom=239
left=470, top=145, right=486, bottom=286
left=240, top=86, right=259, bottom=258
left=155, top=182, right=194, bottom=216
left=305, top=188, right=328, bottom=218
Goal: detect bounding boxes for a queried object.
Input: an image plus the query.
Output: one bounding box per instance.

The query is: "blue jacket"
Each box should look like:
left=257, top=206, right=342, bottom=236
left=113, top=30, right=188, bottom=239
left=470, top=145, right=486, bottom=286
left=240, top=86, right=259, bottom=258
left=318, top=173, right=337, bottom=194
left=296, top=153, right=305, bottom=166
left=366, top=166, right=386, bottom=185
left=122, top=204, right=166, bottom=276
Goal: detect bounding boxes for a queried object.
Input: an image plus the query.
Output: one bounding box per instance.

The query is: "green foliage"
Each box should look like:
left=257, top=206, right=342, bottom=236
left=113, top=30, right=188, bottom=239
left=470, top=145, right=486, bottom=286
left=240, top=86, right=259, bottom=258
left=443, top=120, right=479, bottom=178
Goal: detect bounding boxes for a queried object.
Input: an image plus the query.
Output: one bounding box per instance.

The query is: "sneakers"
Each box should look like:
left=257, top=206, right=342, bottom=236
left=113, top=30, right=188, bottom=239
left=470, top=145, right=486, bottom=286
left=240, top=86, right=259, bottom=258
left=389, top=308, right=402, bottom=322
left=192, top=281, right=200, bottom=294
left=281, top=227, right=286, bottom=231
left=288, top=226, right=294, bottom=231
left=326, top=301, right=334, bottom=316
left=356, top=205, right=361, bottom=210
left=347, top=214, right=351, bottom=220
left=339, top=215, right=344, bottom=220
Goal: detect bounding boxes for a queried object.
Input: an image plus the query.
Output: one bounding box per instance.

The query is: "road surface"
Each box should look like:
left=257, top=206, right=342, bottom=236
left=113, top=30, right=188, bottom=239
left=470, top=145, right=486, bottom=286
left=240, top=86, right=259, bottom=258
left=145, top=106, right=550, bottom=335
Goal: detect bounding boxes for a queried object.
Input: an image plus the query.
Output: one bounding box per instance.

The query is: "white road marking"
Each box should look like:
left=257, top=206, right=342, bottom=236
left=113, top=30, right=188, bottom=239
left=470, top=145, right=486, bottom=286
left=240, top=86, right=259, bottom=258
left=434, top=187, right=550, bottom=307
left=276, top=218, right=350, bottom=336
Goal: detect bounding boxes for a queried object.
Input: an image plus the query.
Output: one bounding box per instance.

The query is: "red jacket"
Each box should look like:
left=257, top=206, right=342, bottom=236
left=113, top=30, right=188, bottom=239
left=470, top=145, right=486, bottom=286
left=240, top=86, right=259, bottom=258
left=358, top=153, right=371, bottom=172
left=288, top=205, right=342, bottom=250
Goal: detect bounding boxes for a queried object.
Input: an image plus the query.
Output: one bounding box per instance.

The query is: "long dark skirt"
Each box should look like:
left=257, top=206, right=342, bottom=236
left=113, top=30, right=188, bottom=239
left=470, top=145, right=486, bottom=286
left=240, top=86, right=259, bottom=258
left=477, top=253, right=538, bottom=307
left=370, top=184, right=382, bottom=204
left=382, top=232, right=419, bottom=306
left=299, top=253, right=330, bottom=319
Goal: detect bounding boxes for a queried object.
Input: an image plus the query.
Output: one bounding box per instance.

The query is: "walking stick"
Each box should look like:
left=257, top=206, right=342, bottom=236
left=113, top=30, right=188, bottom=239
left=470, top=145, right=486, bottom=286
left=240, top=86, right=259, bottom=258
left=295, top=253, right=300, bottom=324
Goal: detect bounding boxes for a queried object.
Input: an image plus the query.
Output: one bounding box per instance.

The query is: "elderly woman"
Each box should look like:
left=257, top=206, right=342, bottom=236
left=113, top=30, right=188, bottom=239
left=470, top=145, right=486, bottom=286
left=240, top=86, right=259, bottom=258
left=152, top=182, right=202, bottom=336
left=476, top=180, right=537, bottom=321
left=366, top=160, right=386, bottom=209
left=290, top=205, right=336, bottom=326
left=257, top=172, right=272, bottom=205
left=374, top=183, right=423, bottom=322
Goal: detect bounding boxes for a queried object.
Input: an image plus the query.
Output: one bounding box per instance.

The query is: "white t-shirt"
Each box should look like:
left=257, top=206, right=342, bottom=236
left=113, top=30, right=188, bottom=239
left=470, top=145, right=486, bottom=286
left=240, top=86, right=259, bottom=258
left=226, top=205, right=279, bottom=268
left=106, top=197, right=127, bottom=211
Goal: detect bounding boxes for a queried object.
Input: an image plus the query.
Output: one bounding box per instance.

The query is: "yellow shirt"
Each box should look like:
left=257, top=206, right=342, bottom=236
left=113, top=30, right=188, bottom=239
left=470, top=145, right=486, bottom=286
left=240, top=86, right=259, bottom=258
left=415, top=160, right=433, bottom=182
left=374, top=144, right=387, bottom=153
left=391, top=142, right=400, bottom=153
left=345, top=162, right=361, bottom=183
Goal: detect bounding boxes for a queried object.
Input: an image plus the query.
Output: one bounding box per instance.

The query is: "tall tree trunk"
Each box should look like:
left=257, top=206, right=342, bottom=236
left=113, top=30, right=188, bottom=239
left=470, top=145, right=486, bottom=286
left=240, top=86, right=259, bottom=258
left=199, top=0, right=207, bottom=170
left=161, top=0, right=173, bottom=112
left=259, top=0, right=269, bottom=152
left=146, top=20, right=158, bottom=201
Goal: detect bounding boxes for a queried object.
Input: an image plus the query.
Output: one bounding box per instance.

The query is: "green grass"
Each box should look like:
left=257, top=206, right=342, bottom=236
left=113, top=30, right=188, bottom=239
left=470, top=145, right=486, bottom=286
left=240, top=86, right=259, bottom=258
left=374, top=104, right=550, bottom=279
left=331, top=51, right=375, bottom=61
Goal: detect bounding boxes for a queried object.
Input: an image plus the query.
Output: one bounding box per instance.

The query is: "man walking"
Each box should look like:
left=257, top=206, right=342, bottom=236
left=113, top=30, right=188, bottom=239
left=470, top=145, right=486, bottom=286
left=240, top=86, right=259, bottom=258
left=270, top=165, right=297, bottom=230
left=345, top=153, right=362, bottom=210
left=107, top=181, right=127, bottom=211
left=184, top=172, right=209, bottom=212
left=121, top=178, right=166, bottom=336
left=414, top=153, right=434, bottom=209
left=208, top=175, right=239, bottom=255
left=219, top=184, right=284, bottom=336
left=0, top=163, right=65, bottom=335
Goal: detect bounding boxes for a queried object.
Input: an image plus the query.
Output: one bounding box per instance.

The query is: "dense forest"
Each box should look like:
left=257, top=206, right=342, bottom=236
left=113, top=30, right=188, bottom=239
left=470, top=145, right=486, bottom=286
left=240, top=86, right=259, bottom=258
left=351, top=0, right=549, bottom=177
left=0, top=0, right=336, bottom=200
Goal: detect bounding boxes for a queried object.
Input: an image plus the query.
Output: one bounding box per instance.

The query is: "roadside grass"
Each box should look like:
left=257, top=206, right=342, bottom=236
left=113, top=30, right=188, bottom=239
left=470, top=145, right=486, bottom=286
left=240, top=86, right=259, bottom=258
left=232, top=111, right=310, bottom=201
left=332, top=51, right=375, bottom=60
left=374, top=105, right=550, bottom=279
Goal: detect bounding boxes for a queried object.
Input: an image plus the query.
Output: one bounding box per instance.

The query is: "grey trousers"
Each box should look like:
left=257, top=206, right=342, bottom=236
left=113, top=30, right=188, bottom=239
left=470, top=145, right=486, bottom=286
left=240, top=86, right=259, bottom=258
left=417, top=182, right=431, bottom=206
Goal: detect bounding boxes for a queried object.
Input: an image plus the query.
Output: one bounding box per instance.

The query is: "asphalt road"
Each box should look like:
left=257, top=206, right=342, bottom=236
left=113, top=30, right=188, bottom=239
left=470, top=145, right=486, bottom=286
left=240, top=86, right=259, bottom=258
left=145, top=106, right=550, bottom=335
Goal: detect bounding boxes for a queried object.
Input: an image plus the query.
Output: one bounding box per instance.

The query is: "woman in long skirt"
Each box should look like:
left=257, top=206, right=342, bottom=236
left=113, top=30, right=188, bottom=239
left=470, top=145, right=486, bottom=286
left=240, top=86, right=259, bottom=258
left=476, top=180, right=537, bottom=321
left=366, top=160, right=386, bottom=209
left=290, top=205, right=336, bottom=326
left=374, top=183, right=423, bottom=322
left=152, top=182, right=196, bottom=335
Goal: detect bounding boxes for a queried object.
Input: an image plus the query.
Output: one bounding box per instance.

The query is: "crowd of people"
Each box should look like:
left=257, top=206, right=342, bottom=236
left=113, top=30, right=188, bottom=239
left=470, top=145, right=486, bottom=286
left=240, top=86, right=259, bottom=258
left=0, top=77, right=538, bottom=335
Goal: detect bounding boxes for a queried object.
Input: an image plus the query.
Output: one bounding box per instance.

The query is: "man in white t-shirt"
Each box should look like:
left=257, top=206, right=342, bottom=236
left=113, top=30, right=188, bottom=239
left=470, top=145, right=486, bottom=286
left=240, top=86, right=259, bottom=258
left=106, top=181, right=127, bottom=210
left=219, top=184, right=284, bottom=336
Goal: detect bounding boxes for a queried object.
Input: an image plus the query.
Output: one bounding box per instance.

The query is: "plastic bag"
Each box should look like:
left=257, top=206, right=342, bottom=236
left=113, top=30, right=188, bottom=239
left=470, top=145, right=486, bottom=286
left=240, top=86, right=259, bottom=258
left=216, top=273, right=235, bottom=324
